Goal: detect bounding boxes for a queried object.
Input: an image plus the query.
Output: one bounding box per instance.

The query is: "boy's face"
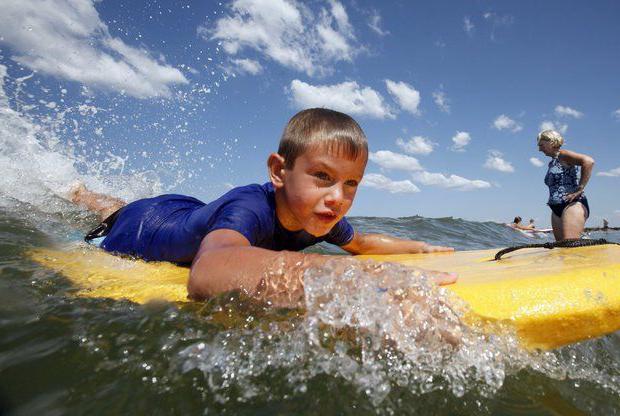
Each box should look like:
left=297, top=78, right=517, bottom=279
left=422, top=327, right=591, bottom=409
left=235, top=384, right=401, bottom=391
left=275, top=144, right=367, bottom=236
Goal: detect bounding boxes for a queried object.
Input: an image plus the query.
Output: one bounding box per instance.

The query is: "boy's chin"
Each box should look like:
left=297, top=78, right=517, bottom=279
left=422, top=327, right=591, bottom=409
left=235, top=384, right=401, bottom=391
left=305, top=224, right=333, bottom=238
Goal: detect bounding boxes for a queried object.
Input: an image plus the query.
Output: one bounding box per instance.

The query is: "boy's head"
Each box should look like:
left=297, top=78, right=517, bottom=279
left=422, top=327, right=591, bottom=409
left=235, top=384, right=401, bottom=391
left=278, top=108, right=368, bottom=169
left=269, top=108, right=368, bottom=236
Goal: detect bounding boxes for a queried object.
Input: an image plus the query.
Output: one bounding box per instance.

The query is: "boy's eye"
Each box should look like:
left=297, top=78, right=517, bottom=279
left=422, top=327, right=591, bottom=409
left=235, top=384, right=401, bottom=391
left=314, top=172, right=331, bottom=181
left=345, top=180, right=359, bottom=187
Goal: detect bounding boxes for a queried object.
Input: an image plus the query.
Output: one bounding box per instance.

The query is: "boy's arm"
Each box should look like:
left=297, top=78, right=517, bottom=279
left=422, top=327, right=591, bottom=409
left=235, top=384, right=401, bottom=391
left=187, top=229, right=321, bottom=307
left=188, top=229, right=456, bottom=307
left=341, top=232, right=454, bottom=255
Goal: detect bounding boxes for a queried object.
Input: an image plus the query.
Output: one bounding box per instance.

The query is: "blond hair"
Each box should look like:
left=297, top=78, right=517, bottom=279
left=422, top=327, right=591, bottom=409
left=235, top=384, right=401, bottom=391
left=278, top=108, right=368, bottom=169
left=537, top=130, right=564, bottom=147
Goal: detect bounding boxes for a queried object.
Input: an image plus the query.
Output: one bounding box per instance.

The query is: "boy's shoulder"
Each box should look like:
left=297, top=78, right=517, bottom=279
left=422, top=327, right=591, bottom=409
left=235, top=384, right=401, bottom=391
left=213, top=182, right=276, bottom=214
left=220, top=182, right=274, bottom=201
left=203, top=182, right=278, bottom=246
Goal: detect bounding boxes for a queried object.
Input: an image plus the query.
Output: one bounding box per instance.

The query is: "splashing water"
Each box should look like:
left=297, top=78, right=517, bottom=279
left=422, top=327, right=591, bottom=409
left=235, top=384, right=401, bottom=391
left=0, top=62, right=164, bottom=216
left=177, top=259, right=620, bottom=410
left=0, top=54, right=241, bottom=219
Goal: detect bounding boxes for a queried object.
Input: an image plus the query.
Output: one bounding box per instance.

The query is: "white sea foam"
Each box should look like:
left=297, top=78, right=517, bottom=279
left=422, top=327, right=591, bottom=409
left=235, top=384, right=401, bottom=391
left=174, top=260, right=620, bottom=408
left=0, top=63, right=162, bottom=214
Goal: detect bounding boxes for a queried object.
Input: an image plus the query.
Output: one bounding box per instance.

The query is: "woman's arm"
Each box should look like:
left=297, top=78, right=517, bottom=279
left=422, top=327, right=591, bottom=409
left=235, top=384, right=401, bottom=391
left=559, top=149, right=595, bottom=202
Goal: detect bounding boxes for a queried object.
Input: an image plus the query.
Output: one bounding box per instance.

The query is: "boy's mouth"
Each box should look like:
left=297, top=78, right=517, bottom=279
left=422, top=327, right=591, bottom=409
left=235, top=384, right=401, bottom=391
left=315, top=211, right=337, bottom=223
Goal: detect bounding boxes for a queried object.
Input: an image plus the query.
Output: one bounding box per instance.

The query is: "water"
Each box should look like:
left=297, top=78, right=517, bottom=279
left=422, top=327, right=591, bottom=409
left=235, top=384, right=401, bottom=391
left=1, top=206, right=619, bottom=415
left=1, top=63, right=620, bottom=415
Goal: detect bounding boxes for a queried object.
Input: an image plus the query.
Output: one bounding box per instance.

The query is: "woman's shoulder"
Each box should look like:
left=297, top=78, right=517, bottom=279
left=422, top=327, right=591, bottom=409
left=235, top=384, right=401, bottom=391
left=558, top=148, right=592, bottom=166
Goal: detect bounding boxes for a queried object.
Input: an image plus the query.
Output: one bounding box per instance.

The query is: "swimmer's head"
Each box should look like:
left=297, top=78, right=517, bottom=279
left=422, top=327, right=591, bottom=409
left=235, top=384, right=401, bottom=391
left=513, top=216, right=522, bottom=224
left=537, top=129, right=564, bottom=148
left=278, top=108, right=368, bottom=169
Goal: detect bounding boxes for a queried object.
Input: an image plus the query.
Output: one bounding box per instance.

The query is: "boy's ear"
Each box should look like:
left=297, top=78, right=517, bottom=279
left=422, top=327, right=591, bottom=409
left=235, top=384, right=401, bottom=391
left=267, top=153, right=286, bottom=189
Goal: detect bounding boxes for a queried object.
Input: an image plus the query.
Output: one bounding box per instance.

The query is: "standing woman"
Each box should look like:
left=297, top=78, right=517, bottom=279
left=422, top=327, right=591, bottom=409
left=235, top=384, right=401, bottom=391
left=537, top=130, right=595, bottom=241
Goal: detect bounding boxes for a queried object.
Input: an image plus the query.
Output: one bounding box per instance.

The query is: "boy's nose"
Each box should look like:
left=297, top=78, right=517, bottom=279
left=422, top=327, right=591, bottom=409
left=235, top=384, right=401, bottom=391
left=325, top=185, right=344, bottom=207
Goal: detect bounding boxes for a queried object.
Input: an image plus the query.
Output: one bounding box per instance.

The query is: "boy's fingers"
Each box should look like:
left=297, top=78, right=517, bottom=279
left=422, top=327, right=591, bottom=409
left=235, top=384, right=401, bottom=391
left=430, top=271, right=457, bottom=285
left=440, top=325, right=462, bottom=346
left=426, top=245, right=455, bottom=253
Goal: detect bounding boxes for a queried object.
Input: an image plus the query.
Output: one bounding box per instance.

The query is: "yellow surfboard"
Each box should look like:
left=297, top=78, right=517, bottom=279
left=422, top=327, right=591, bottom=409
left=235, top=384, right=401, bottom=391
left=29, top=244, right=620, bottom=350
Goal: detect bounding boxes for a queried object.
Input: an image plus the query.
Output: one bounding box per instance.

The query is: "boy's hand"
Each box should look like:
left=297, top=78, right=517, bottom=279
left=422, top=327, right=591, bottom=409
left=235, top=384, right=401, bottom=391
left=426, top=269, right=457, bottom=285
left=421, top=244, right=455, bottom=253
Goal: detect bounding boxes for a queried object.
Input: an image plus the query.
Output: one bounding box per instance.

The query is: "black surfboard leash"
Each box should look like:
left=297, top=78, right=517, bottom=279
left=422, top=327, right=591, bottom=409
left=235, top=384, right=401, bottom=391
left=494, top=238, right=620, bottom=261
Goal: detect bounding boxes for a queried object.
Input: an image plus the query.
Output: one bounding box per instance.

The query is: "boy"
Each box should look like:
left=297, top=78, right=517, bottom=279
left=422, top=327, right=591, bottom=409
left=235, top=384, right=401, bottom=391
left=73, top=108, right=455, bottom=307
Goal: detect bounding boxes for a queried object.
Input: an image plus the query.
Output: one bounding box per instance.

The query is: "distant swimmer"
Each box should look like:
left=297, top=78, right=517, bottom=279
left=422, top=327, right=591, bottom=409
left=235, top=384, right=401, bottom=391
left=528, top=218, right=536, bottom=229
left=509, top=216, right=536, bottom=231
left=537, top=130, right=594, bottom=241
left=603, top=219, right=609, bottom=231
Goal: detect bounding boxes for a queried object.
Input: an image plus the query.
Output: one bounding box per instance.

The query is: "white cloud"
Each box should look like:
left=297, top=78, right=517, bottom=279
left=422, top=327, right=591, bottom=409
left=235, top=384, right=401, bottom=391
left=368, top=10, right=389, bottom=36
left=231, top=58, right=263, bottom=75
left=555, top=105, right=584, bottom=119
left=396, top=136, right=435, bottom=156
left=317, top=0, right=354, bottom=60
left=484, top=150, right=515, bottom=173
left=385, top=79, right=421, bottom=115
left=482, top=12, right=514, bottom=41
left=483, top=12, right=514, bottom=25
left=368, top=150, right=423, bottom=171
left=411, top=171, right=491, bottom=191
left=539, top=120, right=568, bottom=134
left=463, top=17, right=475, bottom=35
left=493, top=114, right=522, bottom=132
left=327, top=0, right=353, bottom=34
left=288, top=80, right=395, bottom=119
left=362, top=173, right=420, bottom=194
left=368, top=148, right=492, bottom=192
left=0, top=0, right=187, bottom=98
left=612, top=109, right=620, bottom=119
left=597, top=167, right=620, bottom=177
left=451, top=131, right=471, bottom=151
left=432, top=89, right=450, bottom=113
left=529, top=157, right=545, bottom=167
left=203, top=0, right=359, bottom=77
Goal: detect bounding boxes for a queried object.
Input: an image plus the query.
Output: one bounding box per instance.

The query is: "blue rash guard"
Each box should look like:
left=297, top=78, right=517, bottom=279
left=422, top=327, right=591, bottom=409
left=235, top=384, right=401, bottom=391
left=99, top=182, right=354, bottom=264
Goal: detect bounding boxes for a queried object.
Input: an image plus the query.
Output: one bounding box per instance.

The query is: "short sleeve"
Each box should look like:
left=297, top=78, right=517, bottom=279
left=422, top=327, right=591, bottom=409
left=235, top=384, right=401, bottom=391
left=325, top=217, right=354, bottom=246
left=208, top=203, right=273, bottom=246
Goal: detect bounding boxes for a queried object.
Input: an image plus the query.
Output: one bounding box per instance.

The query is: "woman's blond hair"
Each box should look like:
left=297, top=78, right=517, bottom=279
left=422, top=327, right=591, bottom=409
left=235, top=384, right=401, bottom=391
left=537, top=129, right=564, bottom=147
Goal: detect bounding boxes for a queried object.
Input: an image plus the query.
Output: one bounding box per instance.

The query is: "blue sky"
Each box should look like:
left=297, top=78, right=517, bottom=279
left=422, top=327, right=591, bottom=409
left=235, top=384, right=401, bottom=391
left=0, top=0, right=619, bottom=225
